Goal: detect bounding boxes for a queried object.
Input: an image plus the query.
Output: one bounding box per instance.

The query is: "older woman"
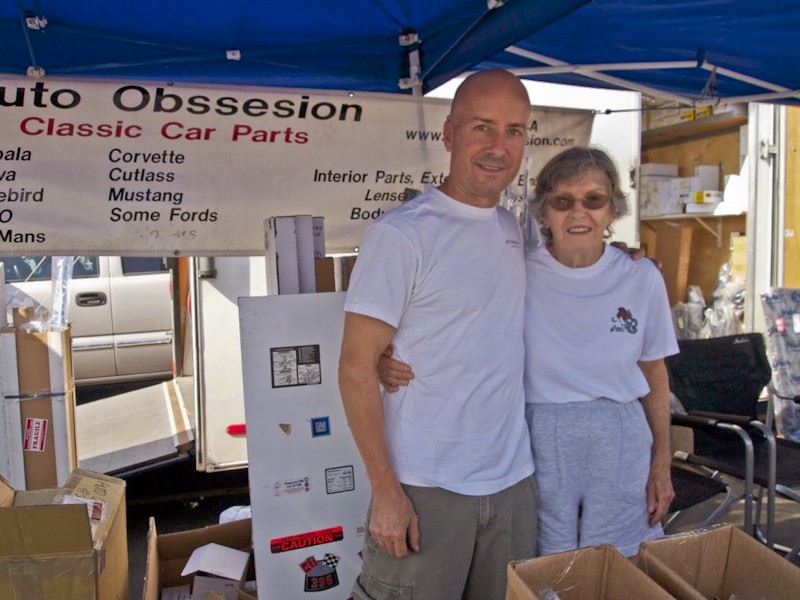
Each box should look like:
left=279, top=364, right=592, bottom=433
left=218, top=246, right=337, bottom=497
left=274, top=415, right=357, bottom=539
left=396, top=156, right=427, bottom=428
left=378, top=146, right=677, bottom=557
left=525, top=146, right=677, bottom=556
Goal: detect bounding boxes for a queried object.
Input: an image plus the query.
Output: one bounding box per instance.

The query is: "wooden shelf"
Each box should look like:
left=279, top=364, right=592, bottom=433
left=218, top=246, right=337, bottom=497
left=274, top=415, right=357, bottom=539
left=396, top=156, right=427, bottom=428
left=641, top=212, right=744, bottom=222
left=642, top=113, right=748, bottom=148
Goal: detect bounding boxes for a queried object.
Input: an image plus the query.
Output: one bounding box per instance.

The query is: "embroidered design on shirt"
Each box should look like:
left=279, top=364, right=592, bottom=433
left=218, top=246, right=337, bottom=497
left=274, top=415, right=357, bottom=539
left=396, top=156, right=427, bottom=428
left=611, top=306, right=638, bottom=334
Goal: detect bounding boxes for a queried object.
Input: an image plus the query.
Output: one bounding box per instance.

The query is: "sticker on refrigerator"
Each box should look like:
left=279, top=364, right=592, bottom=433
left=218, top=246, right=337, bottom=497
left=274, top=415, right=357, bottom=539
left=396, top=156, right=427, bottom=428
left=310, top=416, right=330, bottom=437
left=273, top=476, right=310, bottom=497
left=300, top=554, right=340, bottom=592
left=271, top=526, right=344, bottom=554
left=271, top=345, right=321, bottom=387
left=23, top=418, right=48, bottom=452
left=325, top=465, right=355, bottom=494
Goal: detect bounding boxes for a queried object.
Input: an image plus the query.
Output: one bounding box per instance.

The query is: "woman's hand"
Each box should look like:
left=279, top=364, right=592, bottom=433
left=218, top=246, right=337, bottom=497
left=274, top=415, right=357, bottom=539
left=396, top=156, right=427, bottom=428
left=377, top=346, right=414, bottom=392
left=647, top=457, right=675, bottom=526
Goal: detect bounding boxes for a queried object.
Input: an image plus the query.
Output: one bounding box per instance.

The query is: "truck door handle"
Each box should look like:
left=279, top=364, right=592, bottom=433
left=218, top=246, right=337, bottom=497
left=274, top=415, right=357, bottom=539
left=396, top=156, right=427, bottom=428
left=75, top=292, right=108, bottom=307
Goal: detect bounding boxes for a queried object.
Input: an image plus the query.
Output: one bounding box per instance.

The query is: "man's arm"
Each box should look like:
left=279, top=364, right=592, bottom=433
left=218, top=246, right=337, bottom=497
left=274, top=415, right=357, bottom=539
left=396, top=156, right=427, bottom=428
left=638, top=358, right=675, bottom=526
left=338, top=312, right=420, bottom=557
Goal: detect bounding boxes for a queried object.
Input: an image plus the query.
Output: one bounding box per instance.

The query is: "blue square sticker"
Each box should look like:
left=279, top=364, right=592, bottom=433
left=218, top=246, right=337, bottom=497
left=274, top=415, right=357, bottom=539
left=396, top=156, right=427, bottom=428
left=311, top=417, right=330, bottom=437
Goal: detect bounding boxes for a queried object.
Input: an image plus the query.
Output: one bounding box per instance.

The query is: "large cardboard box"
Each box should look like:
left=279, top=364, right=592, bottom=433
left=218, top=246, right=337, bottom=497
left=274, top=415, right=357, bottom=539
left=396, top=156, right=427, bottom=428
left=0, top=316, right=76, bottom=491
left=0, top=468, right=128, bottom=599
left=638, top=524, right=800, bottom=600
left=506, top=544, right=674, bottom=600
left=143, top=517, right=255, bottom=600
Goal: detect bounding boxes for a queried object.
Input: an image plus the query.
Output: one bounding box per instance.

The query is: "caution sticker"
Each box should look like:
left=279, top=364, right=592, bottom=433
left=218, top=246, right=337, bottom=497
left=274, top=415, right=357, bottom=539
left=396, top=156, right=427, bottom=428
left=271, top=526, right=343, bottom=554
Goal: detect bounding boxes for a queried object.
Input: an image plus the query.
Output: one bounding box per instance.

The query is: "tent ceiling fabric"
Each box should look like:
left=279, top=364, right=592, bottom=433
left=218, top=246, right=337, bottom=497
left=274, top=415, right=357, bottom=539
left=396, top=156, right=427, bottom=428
left=486, top=0, right=800, bottom=106
left=0, top=0, right=586, bottom=93
left=1, top=0, right=799, bottom=105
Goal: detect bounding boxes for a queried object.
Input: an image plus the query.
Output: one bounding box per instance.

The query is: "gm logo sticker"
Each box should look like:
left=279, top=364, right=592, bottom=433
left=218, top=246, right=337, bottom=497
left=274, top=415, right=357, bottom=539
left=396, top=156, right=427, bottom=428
left=311, top=416, right=330, bottom=437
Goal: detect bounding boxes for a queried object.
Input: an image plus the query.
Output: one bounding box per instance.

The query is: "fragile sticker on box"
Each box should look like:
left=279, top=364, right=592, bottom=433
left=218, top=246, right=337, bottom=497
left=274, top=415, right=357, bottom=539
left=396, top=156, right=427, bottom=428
left=23, top=418, right=47, bottom=452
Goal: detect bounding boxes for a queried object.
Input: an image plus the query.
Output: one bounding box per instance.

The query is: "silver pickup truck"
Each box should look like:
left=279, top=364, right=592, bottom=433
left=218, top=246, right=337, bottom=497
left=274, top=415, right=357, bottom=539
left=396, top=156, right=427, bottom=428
left=3, top=256, right=174, bottom=387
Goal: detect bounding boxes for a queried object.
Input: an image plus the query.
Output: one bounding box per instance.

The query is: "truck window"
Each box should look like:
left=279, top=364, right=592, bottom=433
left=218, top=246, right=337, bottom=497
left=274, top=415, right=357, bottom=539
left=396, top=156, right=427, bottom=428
left=121, top=257, right=166, bottom=275
left=3, top=256, right=99, bottom=282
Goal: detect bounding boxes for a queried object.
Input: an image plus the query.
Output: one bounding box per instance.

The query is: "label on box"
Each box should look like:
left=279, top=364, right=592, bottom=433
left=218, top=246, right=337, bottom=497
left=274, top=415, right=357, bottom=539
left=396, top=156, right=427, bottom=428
left=691, top=190, right=723, bottom=204
left=23, top=417, right=47, bottom=452
left=61, top=494, right=108, bottom=523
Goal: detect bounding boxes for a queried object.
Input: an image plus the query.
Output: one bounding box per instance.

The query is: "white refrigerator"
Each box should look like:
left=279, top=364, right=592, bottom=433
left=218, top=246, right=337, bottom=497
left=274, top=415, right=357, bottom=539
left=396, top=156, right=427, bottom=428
left=239, top=292, right=369, bottom=598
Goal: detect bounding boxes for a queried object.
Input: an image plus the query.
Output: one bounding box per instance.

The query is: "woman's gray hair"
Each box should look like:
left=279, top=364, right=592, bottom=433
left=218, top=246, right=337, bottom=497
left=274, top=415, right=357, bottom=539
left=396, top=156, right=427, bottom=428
left=529, top=146, right=629, bottom=244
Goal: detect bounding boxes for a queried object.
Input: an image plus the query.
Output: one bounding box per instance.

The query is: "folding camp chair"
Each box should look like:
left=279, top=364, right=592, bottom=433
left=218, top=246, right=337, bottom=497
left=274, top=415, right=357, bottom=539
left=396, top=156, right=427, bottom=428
left=663, top=460, right=733, bottom=532
left=664, top=333, right=800, bottom=556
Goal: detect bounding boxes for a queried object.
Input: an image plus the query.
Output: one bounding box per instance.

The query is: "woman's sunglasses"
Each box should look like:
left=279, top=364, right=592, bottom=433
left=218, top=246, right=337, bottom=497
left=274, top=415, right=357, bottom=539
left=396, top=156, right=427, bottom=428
left=546, top=193, right=611, bottom=212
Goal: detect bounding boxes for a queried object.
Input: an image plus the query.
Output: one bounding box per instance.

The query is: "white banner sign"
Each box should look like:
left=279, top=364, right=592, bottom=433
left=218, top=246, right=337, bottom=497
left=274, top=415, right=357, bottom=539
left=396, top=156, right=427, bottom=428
left=0, top=76, right=593, bottom=255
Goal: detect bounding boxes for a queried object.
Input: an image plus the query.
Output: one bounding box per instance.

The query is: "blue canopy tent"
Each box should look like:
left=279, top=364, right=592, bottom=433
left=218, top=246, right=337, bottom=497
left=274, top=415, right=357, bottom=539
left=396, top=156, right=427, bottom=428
left=1, top=0, right=799, bottom=106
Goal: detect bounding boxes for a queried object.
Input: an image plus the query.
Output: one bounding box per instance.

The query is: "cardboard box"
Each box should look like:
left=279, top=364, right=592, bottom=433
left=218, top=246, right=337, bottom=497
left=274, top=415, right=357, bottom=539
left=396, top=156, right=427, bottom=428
left=646, top=104, right=697, bottom=130
left=641, top=163, right=679, bottom=177
left=506, top=544, right=674, bottom=600
left=181, top=542, right=249, bottom=600
left=683, top=203, right=719, bottom=214
left=340, top=255, right=358, bottom=291
left=687, top=190, right=723, bottom=204
left=670, top=177, right=702, bottom=201
left=0, top=468, right=128, bottom=600
left=640, top=175, right=676, bottom=217
left=693, top=165, right=720, bottom=191
left=315, top=257, right=336, bottom=293
left=0, top=316, right=76, bottom=490
left=143, top=517, right=255, bottom=600
left=638, top=524, right=800, bottom=600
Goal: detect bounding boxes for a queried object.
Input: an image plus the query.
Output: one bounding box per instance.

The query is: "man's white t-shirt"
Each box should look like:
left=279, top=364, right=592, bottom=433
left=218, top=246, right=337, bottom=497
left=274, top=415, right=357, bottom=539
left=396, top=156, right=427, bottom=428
left=345, top=188, right=534, bottom=495
left=524, top=244, right=679, bottom=405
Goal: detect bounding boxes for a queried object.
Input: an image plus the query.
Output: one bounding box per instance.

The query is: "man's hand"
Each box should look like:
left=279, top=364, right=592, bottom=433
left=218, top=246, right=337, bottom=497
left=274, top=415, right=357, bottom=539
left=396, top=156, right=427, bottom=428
left=610, top=241, right=662, bottom=270
left=646, top=459, right=675, bottom=526
left=369, top=484, right=420, bottom=557
left=377, top=346, right=415, bottom=393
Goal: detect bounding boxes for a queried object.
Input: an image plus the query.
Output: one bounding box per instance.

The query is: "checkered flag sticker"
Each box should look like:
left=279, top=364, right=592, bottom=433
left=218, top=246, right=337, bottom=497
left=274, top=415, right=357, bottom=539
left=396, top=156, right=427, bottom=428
left=321, top=553, right=340, bottom=568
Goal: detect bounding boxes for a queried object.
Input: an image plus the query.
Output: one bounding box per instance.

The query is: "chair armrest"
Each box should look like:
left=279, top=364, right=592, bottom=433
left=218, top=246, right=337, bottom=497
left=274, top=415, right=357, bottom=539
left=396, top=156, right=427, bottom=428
left=687, top=410, right=754, bottom=429
left=671, top=411, right=722, bottom=430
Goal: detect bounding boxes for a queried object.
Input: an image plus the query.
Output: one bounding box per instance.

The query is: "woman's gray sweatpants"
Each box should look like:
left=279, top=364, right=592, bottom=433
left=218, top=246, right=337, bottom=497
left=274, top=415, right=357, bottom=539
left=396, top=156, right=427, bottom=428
left=526, top=398, right=663, bottom=557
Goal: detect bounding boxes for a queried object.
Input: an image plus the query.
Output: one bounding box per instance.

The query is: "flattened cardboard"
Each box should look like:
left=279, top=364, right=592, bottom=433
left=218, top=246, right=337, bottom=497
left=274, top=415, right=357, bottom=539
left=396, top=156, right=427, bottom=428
left=506, top=544, right=674, bottom=600
left=638, top=524, right=800, bottom=600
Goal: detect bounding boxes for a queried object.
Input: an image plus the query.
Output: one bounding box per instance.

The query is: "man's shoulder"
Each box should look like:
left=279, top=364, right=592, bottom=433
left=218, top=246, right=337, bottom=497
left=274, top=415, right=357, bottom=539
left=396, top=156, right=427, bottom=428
left=372, top=188, right=442, bottom=227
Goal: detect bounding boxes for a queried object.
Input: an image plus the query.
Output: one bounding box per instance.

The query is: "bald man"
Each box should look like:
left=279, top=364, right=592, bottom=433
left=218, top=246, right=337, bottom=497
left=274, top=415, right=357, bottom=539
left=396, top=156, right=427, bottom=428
left=339, top=70, right=537, bottom=599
